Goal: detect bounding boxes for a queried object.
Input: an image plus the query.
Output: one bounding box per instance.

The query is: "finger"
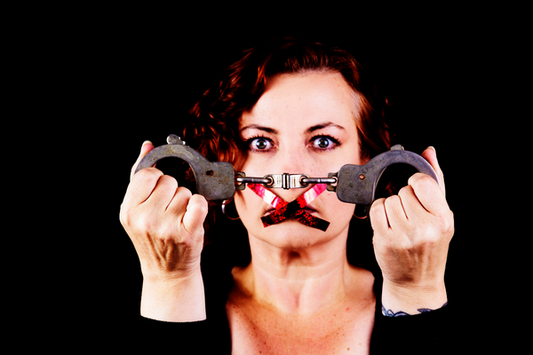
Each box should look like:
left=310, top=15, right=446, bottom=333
left=166, top=186, right=193, bottom=214
left=397, top=184, right=426, bottom=221
left=408, top=172, right=450, bottom=217
left=123, top=167, right=163, bottom=207
left=421, top=146, right=445, bottom=195
left=146, top=174, right=179, bottom=211
left=181, top=194, right=209, bottom=237
left=369, top=198, right=390, bottom=234
left=131, top=140, right=155, bottom=181
left=383, top=195, right=408, bottom=231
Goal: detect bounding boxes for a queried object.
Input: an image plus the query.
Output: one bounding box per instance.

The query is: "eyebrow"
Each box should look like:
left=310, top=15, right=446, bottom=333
left=305, top=122, right=346, bottom=134
left=240, top=124, right=279, bottom=134
left=241, top=122, right=345, bottom=135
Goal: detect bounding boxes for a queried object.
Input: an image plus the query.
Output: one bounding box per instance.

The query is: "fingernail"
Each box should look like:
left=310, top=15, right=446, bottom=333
left=428, top=146, right=436, bottom=156
left=140, top=140, right=152, bottom=152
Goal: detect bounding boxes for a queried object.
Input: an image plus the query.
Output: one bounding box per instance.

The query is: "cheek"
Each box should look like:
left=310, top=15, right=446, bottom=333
left=238, top=155, right=275, bottom=177
left=315, top=192, right=356, bottom=225
left=233, top=189, right=267, bottom=230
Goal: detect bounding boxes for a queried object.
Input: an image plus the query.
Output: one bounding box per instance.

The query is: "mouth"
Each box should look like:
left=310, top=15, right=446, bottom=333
left=263, top=205, right=318, bottom=217
left=302, top=205, right=317, bottom=214
left=264, top=207, right=276, bottom=217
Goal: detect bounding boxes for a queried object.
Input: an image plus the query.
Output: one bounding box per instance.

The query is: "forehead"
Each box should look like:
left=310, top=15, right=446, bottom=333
left=240, top=72, right=360, bottom=130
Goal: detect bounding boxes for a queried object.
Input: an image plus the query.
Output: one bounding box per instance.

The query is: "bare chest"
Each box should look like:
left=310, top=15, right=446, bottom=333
left=225, top=299, right=375, bottom=355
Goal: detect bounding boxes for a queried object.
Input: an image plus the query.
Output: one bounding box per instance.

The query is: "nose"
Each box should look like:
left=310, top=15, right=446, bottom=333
left=278, top=154, right=305, bottom=174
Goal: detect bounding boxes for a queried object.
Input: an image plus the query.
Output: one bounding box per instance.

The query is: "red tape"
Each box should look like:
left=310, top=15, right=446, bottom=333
left=248, top=184, right=330, bottom=231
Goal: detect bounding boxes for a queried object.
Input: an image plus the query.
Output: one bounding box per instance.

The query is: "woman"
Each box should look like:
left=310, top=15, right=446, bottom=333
left=120, top=37, right=455, bottom=354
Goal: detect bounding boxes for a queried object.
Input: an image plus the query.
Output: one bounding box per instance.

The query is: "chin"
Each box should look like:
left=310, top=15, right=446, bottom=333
left=253, top=219, right=343, bottom=250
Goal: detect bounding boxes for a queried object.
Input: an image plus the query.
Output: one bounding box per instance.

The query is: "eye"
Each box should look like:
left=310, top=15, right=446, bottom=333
left=310, top=136, right=339, bottom=150
left=248, top=137, right=274, bottom=151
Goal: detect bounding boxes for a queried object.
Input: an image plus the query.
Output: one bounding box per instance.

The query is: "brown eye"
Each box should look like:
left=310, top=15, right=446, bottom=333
left=249, top=137, right=273, bottom=151
left=310, top=136, right=339, bottom=150
left=316, top=137, right=331, bottom=148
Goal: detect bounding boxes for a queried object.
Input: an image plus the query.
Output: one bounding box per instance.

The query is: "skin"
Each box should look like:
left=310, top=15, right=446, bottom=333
left=119, top=71, right=454, bottom=353
left=235, top=72, right=363, bottom=257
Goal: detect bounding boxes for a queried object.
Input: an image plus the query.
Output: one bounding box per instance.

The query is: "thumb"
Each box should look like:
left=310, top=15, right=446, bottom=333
left=420, top=146, right=446, bottom=194
left=130, top=140, right=155, bottom=181
left=421, top=146, right=439, bottom=171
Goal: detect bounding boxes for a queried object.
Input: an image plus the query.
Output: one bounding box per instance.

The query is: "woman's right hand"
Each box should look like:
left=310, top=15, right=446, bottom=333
left=119, top=141, right=209, bottom=321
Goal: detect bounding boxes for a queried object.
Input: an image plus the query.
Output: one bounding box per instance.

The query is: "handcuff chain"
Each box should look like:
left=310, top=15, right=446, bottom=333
left=236, top=173, right=337, bottom=190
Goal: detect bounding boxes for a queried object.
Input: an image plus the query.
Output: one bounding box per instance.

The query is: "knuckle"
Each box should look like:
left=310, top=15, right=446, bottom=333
left=416, top=213, right=454, bottom=244
left=134, top=167, right=162, bottom=184
left=119, top=207, right=128, bottom=227
left=192, top=194, right=209, bottom=212
left=398, top=185, right=412, bottom=197
left=191, top=205, right=209, bottom=223
left=119, top=203, right=137, bottom=229
left=171, top=187, right=193, bottom=211
left=139, top=214, right=158, bottom=234
left=121, top=204, right=156, bottom=234
left=370, top=197, right=385, bottom=210
left=411, top=173, right=436, bottom=190
left=369, top=200, right=384, bottom=224
left=372, top=197, right=386, bottom=205
left=384, top=194, right=401, bottom=207
left=119, top=204, right=129, bottom=225
left=158, top=174, right=178, bottom=190
left=140, top=167, right=162, bottom=178
left=196, top=205, right=209, bottom=223
left=129, top=211, right=151, bottom=233
left=439, top=211, right=455, bottom=235
left=177, top=186, right=193, bottom=199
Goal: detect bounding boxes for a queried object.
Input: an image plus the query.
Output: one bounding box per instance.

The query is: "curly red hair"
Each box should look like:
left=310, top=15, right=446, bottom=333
left=181, top=36, right=393, bottom=250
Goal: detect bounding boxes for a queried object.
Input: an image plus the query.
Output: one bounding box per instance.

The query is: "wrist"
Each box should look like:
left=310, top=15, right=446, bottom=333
left=381, top=279, right=447, bottom=316
left=141, top=268, right=206, bottom=322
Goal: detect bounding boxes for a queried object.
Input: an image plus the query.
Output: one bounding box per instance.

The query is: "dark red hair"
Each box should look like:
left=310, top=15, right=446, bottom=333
left=184, top=36, right=392, bottom=169
left=182, top=36, right=393, bottom=254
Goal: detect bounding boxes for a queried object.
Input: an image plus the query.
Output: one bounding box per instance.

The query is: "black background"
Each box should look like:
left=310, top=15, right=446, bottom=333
left=20, top=5, right=523, bottom=351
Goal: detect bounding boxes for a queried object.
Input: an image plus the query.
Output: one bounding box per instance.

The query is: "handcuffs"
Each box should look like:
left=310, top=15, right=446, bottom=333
left=134, top=134, right=438, bottom=209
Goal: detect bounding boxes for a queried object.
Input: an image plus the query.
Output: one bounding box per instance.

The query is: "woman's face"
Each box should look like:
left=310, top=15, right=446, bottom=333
left=234, top=71, right=363, bottom=250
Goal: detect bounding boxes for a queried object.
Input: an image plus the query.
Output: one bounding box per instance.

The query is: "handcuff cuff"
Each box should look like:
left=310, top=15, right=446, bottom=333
left=134, top=134, right=439, bottom=209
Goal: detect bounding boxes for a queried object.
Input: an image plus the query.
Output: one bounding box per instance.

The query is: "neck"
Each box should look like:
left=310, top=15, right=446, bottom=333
left=239, top=231, right=353, bottom=315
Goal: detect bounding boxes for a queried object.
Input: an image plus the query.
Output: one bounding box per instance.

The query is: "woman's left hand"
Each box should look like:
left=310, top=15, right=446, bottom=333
left=369, top=147, right=454, bottom=315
